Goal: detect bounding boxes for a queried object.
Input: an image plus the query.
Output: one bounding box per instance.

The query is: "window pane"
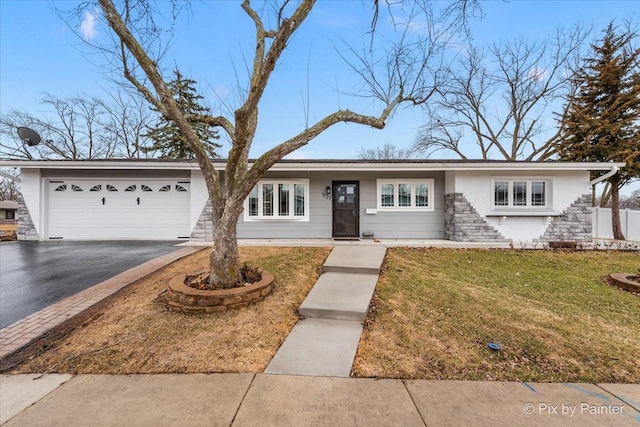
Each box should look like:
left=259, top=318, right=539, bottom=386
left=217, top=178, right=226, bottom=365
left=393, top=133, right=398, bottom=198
left=513, top=181, right=527, bottom=206
left=398, top=183, right=411, bottom=207
left=415, top=183, right=429, bottom=207
left=494, top=181, right=509, bottom=206
left=294, top=183, right=305, bottom=216
left=531, top=181, right=546, bottom=206
left=263, top=184, right=273, bottom=216
left=278, top=184, right=290, bottom=216
left=248, top=186, right=258, bottom=216
left=381, top=184, right=394, bottom=207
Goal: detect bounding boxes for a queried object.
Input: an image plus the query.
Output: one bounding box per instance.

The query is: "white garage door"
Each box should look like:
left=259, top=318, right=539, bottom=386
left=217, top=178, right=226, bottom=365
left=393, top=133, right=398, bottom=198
left=47, top=180, right=191, bottom=240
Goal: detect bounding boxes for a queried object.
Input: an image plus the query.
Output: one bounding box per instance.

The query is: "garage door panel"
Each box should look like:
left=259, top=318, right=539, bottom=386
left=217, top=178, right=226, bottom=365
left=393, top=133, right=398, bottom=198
left=48, top=180, right=190, bottom=240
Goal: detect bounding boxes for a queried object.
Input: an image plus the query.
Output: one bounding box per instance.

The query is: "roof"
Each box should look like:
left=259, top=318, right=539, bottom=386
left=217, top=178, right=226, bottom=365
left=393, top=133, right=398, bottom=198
left=0, top=158, right=625, bottom=172
left=0, top=200, right=18, bottom=210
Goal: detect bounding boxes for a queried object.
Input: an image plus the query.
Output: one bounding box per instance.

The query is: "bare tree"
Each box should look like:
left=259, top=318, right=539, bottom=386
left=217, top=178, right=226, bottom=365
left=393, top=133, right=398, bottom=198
left=412, top=25, right=589, bottom=160
left=0, top=92, right=155, bottom=159
left=104, top=90, right=157, bottom=158
left=0, top=94, right=115, bottom=159
left=91, top=0, right=475, bottom=289
left=358, top=142, right=414, bottom=160
left=620, top=189, right=640, bottom=209
left=0, top=168, right=20, bottom=201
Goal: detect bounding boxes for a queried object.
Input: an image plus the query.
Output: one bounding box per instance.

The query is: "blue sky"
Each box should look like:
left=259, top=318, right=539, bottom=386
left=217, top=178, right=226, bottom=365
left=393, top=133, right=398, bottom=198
left=0, top=0, right=638, bottom=180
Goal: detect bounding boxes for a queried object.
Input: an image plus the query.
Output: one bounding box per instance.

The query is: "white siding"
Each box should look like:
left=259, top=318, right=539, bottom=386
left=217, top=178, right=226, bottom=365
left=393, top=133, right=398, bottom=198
left=450, top=170, right=591, bottom=243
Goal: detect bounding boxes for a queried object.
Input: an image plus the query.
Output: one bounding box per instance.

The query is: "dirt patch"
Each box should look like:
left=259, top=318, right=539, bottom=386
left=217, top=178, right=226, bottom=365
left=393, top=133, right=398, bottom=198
left=9, top=246, right=331, bottom=374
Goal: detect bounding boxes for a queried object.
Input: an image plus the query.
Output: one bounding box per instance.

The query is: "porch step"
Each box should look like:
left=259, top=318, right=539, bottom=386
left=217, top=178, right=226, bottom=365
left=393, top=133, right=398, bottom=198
left=322, top=244, right=387, bottom=274
left=299, top=272, right=378, bottom=321
left=264, top=318, right=363, bottom=377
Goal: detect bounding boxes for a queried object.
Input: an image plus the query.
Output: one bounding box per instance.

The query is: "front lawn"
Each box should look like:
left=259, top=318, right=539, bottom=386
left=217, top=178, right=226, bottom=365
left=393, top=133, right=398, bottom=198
left=353, top=248, right=640, bottom=382
left=13, top=246, right=331, bottom=374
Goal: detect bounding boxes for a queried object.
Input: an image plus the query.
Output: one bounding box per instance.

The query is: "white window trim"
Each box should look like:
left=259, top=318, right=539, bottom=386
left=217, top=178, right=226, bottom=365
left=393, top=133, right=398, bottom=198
left=491, top=177, right=551, bottom=210
left=376, top=179, right=435, bottom=212
left=244, top=179, right=309, bottom=221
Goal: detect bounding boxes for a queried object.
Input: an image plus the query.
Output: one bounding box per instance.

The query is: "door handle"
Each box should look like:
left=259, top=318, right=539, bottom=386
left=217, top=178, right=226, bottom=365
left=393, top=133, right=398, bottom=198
left=137, top=197, right=140, bottom=205
left=102, top=197, right=105, bottom=205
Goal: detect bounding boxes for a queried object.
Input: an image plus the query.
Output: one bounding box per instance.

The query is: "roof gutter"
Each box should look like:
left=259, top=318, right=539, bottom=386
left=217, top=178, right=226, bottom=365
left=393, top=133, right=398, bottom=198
left=590, top=165, right=619, bottom=186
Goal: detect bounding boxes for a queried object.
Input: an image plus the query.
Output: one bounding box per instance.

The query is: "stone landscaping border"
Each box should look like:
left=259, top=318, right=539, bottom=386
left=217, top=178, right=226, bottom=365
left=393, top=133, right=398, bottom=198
left=166, top=271, right=275, bottom=313
left=608, top=273, right=640, bottom=294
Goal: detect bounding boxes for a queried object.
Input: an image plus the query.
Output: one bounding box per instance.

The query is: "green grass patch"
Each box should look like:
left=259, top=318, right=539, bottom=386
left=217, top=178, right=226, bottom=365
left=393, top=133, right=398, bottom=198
left=353, top=248, right=640, bottom=382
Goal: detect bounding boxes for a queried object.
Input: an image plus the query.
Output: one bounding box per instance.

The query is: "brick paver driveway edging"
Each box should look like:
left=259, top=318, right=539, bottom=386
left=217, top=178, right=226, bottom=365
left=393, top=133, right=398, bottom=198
left=0, top=246, right=203, bottom=366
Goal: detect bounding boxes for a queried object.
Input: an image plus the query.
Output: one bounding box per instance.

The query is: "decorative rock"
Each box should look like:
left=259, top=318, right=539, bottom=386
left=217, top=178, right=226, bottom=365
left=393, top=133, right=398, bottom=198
left=537, top=194, right=593, bottom=243
left=444, top=193, right=508, bottom=242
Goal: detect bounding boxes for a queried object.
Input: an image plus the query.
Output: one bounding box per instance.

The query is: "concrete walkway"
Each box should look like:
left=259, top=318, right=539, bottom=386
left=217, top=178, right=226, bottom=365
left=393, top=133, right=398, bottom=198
left=1, top=373, right=638, bottom=426
left=265, top=244, right=386, bottom=377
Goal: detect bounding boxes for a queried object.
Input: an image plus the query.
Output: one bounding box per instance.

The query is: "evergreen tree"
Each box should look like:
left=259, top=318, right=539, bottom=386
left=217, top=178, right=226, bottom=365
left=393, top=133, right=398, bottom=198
left=144, top=69, right=221, bottom=159
left=557, top=23, right=640, bottom=240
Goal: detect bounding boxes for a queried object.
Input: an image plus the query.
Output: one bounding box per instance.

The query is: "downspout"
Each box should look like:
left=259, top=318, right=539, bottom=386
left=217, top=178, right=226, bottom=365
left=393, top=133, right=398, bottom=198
left=590, top=165, right=618, bottom=186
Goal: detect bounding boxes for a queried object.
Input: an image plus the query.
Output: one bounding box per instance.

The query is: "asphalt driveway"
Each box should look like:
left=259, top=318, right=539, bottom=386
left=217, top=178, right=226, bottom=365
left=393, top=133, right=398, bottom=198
left=0, top=241, right=184, bottom=328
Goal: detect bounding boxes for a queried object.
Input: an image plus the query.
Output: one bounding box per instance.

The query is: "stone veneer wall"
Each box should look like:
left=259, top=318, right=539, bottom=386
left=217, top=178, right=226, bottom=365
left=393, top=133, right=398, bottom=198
left=537, top=194, right=593, bottom=242
left=190, top=200, right=214, bottom=241
left=16, top=192, right=40, bottom=241
left=444, top=193, right=508, bottom=242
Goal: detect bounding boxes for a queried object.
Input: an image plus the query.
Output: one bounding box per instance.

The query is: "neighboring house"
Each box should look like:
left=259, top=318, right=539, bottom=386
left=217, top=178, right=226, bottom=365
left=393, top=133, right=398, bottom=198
left=0, top=200, right=18, bottom=238
left=0, top=159, right=623, bottom=244
left=0, top=200, right=18, bottom=220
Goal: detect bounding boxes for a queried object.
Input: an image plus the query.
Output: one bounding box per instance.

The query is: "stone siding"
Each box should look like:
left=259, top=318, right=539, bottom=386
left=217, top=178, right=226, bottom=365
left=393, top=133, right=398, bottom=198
left=538, top=194, right=593, bottom=242
left=190, top=199, right=214, bottom=241
left=444, top=193, right=508, bottom=242
left=16, top=192, right=39, bottom=241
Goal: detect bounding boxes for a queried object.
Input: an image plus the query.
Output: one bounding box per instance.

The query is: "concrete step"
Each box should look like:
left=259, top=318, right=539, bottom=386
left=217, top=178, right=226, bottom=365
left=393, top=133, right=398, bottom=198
left=299, top=272, right=378, bottom=321
left=264, top=318, right=363, bottom=377
left=322, top=244, right=387, bottom=274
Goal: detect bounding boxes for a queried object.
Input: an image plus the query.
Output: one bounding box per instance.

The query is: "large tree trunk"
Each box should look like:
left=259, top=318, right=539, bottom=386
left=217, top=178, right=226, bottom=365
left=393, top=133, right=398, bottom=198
left=610, top=176, right=626, bottom=241
left=209, top=209, right=243, bottom=289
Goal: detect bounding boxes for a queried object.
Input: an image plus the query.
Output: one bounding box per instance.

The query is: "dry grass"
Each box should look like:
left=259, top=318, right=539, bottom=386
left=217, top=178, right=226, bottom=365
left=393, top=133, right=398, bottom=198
left=14, top=246, right=331, bottom=374
left=353, top=248, right=640, bottom=383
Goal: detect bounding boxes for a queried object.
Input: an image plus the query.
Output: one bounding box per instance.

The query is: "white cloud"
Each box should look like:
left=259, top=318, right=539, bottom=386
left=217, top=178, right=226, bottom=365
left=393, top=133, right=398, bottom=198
left=213, top=85, right=231, bottom=99
left=79, top=10, right=99, bottom=41
left=528, top=66, right=548, bottom=81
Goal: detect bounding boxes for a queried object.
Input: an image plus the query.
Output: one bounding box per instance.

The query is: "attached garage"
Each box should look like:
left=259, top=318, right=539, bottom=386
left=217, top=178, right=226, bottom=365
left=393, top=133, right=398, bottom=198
left=47, top=179, right=191, bottom=240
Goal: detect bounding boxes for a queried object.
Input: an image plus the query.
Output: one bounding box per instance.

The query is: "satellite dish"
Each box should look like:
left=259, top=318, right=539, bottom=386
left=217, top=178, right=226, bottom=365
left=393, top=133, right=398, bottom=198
left=17, top=127, right=42, bottom=147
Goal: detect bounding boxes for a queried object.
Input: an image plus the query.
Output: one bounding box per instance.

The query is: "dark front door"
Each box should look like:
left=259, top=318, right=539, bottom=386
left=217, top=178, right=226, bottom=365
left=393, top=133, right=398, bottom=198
left=332, top=181, right=359, bottom=238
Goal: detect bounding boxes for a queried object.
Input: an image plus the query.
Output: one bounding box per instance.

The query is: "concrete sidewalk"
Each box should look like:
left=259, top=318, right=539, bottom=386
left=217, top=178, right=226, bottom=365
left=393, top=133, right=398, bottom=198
left=265, top=244, right=385, bottom=377
left=1, top=373, right=638, bottom=426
